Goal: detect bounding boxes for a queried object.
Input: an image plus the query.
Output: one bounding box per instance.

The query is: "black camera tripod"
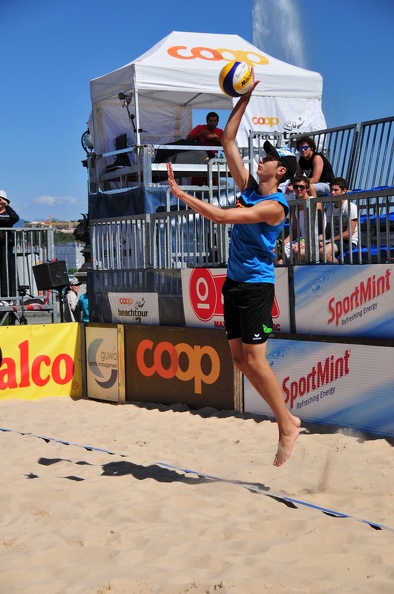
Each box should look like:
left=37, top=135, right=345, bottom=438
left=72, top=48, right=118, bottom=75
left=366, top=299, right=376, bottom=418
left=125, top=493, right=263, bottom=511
left=17, top=285, right=31, bottom=325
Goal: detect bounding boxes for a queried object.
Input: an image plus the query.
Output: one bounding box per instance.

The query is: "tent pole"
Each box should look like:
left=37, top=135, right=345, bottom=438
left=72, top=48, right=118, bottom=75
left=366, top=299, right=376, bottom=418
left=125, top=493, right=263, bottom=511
left=133, top=77, right=141, bottom=146
left=182, top=93, right=203, bottom=107
left=133, top=76, right=142, bottom=184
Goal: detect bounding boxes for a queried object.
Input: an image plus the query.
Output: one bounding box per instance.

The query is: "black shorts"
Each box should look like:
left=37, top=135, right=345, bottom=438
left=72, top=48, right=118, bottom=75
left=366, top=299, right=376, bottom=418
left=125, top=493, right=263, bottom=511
left=222, top=278, right=275, bottom=344
left=333, top=240, right=357, bottom=254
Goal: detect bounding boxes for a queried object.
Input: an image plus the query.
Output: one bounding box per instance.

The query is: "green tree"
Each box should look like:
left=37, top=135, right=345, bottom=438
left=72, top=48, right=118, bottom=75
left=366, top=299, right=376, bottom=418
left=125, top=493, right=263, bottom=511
left=54, top=231, right=77, bottom=245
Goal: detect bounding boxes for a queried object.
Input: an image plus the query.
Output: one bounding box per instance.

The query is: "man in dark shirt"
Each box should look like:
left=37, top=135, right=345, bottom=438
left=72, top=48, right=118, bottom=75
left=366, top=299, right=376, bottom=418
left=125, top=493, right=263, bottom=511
left=293, top=135, right=335, bottom=197
left=0, top=190, right=20, bottom=298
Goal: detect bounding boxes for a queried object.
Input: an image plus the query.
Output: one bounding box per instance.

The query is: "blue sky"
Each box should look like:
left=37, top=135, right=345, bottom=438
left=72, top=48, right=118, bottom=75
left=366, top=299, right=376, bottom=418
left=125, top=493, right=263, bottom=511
left=0, top=0, right=392, bottom=222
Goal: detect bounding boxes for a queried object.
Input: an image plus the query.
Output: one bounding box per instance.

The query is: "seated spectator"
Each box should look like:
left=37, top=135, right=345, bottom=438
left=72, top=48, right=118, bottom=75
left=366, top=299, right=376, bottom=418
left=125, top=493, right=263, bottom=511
left=288, top=135, right=335, bottom=198
left=283, top=176, right=325, bottom=263
left=187, top=112, right=224, bottom=186
left=319, top=177, right=359, bottom=263
left=187, top=112, right=224, bottom=150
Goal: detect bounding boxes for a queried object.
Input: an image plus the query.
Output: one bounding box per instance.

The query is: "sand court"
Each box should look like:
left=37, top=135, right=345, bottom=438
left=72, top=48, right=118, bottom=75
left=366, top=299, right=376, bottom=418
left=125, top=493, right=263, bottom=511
left=1, top=396, right=394, bottom=593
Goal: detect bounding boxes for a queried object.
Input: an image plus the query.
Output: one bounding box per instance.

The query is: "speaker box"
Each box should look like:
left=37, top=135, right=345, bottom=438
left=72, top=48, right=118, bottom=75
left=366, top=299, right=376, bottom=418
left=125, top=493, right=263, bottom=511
left=33, top=261, right=69, bottom=290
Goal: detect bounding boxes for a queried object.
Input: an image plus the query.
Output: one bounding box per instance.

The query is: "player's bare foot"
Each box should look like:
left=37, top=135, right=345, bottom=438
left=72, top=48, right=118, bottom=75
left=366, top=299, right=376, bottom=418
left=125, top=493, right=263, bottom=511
left=273, top=417, right=300, bottom=467
left=290, top=413, right=301, bottom=428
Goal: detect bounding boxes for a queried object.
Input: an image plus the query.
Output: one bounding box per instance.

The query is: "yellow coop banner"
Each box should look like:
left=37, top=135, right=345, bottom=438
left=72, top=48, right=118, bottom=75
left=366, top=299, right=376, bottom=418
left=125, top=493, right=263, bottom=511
left=0, top=324, right=83, bottom=400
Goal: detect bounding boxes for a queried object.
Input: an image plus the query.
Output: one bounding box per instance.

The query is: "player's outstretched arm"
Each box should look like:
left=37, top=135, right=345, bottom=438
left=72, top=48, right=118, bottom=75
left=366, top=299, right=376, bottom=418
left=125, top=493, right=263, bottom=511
left=221, top=72, right=260, bottom=192
left=167, top=163, right=283, bottom=226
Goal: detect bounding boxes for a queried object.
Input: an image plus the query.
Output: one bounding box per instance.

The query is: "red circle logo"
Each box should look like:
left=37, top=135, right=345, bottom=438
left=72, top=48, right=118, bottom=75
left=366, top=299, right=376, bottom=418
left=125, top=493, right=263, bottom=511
left=189, top=268, right=217, bottom=322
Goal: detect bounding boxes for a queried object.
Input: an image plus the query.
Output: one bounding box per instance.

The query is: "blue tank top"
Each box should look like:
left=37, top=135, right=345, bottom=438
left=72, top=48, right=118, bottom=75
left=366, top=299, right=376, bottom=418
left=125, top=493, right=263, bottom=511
left=227, top=186, right=289, bottom=283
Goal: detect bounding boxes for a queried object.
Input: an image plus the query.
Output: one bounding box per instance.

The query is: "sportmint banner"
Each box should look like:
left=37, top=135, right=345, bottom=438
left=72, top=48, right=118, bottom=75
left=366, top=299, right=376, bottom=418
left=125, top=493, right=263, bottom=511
left=244, top=338, right=394, bottom=437
left=294, top=264, right=394, bottom=339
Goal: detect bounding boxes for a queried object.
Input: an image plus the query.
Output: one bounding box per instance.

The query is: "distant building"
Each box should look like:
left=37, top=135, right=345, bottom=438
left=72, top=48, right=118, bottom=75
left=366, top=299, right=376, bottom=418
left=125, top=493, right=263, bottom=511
left=55, top=242, right=85, bottom=271
left=23, top=220, right=78, bottom=230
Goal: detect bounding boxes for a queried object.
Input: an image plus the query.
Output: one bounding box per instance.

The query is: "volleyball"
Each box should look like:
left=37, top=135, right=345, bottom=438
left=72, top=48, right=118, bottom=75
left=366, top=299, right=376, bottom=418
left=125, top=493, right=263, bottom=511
left=219, top=61, right=253, bottom=97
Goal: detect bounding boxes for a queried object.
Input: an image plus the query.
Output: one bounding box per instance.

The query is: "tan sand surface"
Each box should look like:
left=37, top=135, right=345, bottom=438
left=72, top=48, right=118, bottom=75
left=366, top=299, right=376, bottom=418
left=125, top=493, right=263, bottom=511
left=1, top=396, right=394, bottom=593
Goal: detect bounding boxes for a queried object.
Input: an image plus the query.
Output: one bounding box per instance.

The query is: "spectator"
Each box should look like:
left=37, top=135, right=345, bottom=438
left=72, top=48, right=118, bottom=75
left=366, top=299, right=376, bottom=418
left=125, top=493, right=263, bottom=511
left=76, top=287, right=90, bottom=322
left=187, top=112, right=225, bottom=186
left=283, top=176, right=325, bottom=263
left=187, top=112, right=224, bottom=149
left=0, top=190, right=19, bottom=298
left=320, top=177, right=359, bottom=263
left=291, top=135, right=335, bottom=197
left=63, top=277, right=82, bottom=322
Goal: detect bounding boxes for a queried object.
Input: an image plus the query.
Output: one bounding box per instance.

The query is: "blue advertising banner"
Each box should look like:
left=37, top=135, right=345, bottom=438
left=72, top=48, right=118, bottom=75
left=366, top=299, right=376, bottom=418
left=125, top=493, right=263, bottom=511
left=244, top=338, right=394, bottom=437
left=294, top=264, right=394, bottom=339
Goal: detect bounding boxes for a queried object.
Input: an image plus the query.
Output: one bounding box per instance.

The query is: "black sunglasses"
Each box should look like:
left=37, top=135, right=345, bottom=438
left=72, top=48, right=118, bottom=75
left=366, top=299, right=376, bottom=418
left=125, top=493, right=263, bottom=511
left=294, top=184, right=308, bottom=190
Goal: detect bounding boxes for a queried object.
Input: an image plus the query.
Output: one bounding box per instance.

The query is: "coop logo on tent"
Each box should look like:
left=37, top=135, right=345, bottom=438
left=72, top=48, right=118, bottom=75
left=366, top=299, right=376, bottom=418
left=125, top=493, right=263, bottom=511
left=167, top=46, right=269, bottom=67
left=87, top=338, right=118, bottom=389
left=252, top=116, right=280, bottom=128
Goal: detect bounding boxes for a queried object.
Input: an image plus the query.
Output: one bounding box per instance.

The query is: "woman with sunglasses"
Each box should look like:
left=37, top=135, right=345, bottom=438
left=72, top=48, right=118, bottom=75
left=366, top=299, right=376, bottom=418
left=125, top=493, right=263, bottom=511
left=282, top=176, right=325, bottom=263
left=293, top=135, right=335, bottom=198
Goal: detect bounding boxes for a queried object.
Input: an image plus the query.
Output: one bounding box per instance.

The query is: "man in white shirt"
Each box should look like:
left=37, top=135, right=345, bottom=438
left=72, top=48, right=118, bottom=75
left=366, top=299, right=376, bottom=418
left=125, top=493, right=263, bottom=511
left=320, top=177, right=359, bottom=263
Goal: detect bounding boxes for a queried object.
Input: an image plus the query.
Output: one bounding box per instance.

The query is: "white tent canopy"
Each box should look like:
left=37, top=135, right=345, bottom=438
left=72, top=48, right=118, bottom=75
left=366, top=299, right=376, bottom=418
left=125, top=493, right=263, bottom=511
left=90, top=31, right=326, bottom=154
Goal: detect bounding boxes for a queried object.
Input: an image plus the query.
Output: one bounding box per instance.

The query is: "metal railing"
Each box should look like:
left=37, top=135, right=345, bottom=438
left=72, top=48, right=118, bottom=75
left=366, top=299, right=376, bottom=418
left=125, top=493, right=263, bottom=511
left=91, top=187, right=232, bottom=271
left=90, top=188, right=394, bottom=270
left=89, top=133, right=282, bottom=195
left=87, top=117, right=394, bottom=271
left=289, top=123, right=359, bottom=182
left=288, top=117, right=394, bottom=192
left=90, top=143, right=233, bottom=193
left=279, top=191, right=393, bottom=266
left=349, top=117, right=394, bottom=190
left=0, top=227, right=56, bottom=324
left=88, top=116, right=394, bottom=196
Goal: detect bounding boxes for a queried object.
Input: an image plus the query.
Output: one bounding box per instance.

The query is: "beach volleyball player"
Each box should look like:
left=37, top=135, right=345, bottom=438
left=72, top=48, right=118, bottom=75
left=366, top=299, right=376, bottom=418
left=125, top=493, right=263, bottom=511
left=167, top=69, right=300, bottom=466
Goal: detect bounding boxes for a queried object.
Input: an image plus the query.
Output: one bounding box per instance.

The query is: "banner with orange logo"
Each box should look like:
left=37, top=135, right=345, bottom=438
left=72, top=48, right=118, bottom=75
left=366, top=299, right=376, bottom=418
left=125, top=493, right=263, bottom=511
left=237, top=96, right=327, bottom=148
left=0, top=324, right=83, bottom=400
left=108, top=292, right=159, bottom=325
left=124, top=325, right=237, bottom=410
